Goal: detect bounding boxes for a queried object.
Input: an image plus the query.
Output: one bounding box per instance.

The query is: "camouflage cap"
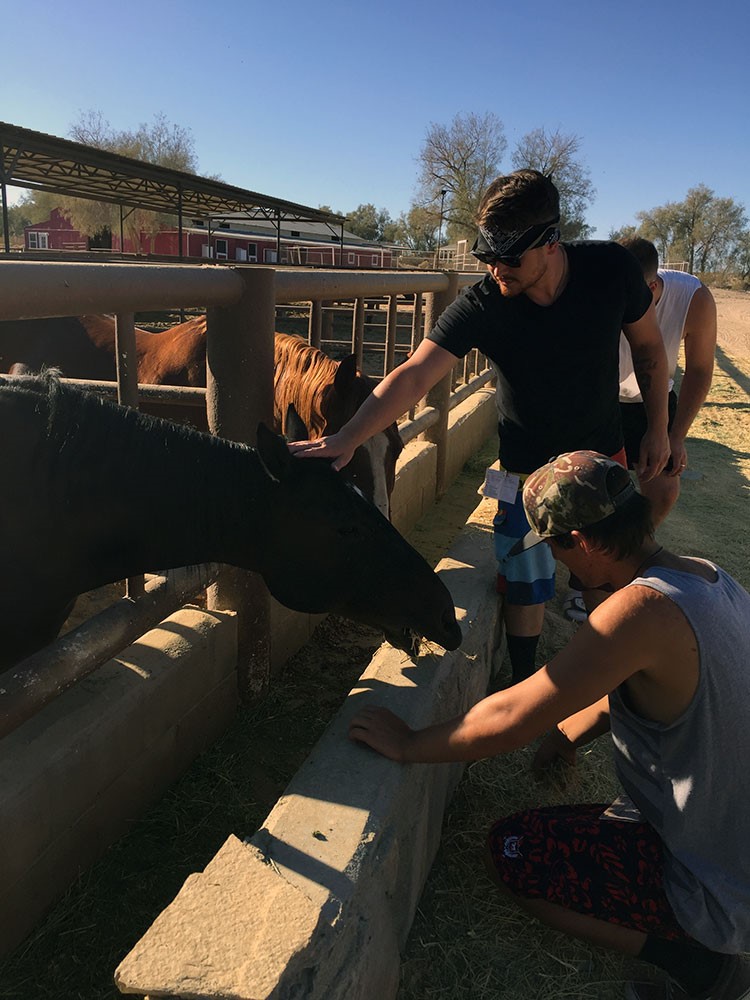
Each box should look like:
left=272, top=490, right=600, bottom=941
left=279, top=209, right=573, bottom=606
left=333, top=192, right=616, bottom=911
left=510, top=451, right=636, bottom=554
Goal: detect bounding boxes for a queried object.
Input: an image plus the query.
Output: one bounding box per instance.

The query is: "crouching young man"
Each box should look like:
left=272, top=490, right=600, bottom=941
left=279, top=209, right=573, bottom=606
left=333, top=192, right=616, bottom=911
left=350, top=451, right=750, bottom=1000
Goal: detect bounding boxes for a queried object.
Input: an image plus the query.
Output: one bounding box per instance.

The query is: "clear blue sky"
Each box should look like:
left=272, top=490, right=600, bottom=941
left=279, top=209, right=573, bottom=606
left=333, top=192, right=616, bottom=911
left=3, top=0, right=748, bottom=237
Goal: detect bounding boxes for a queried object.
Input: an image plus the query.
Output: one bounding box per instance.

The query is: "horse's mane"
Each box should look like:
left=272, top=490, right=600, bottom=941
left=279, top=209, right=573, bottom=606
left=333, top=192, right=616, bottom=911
left=273, top=334, right=403, bottom=457
left=7, top=373, right=215, bottom=460
left=274, top=334, right=369, bottom=437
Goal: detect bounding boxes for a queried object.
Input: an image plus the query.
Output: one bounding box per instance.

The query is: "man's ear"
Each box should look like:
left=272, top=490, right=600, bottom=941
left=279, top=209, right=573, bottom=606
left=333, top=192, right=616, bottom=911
left=570, top=529, right=594, bottom=554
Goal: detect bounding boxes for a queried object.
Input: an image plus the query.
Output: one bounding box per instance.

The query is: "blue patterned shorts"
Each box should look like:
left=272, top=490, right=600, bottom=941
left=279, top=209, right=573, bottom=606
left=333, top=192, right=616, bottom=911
left=493, top=488, right=556, bottom=605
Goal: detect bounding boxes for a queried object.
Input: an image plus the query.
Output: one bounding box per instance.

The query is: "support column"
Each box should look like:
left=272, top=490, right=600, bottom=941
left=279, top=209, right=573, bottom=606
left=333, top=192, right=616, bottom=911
left=115, top=311, right=144, bottom=599
left=1, top=181, right=10, bottom=254
left=352, top=296, right=365, bottom=370
left=309, top=300, right=322, bottom=349
left=424, top=273, right=459, bottom=497
left=206, top=267, right=275, bottom=701
left=385, top=294, right=398, bottom=375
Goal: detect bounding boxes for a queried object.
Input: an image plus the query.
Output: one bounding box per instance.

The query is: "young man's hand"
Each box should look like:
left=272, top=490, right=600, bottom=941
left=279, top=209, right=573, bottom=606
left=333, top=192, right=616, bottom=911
left=288, top=431, right=356, bottom=472
left=531, top=726, right=576, bottom=779
left=349, top=706, right=414, bottom=762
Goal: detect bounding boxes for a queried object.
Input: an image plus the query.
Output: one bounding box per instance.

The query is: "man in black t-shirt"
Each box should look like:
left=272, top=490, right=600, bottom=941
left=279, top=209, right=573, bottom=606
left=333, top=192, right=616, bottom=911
left=290, top=170, right=669, bottom=683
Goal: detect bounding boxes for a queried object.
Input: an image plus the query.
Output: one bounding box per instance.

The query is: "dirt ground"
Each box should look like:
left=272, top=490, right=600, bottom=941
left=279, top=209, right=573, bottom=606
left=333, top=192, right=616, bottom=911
left=712, top=286, right=750, bottom=356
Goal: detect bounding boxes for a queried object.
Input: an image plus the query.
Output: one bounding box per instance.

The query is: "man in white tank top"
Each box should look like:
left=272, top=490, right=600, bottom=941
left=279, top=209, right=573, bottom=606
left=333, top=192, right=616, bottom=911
left=563, top=240, right=717, bottom=624
left=618, top=238, right=716, bottom=525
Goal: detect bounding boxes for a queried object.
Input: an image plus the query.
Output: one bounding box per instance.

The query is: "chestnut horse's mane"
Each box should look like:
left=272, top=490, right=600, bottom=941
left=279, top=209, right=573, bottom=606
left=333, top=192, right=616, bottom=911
left=273, top=333, right=373, bottom=439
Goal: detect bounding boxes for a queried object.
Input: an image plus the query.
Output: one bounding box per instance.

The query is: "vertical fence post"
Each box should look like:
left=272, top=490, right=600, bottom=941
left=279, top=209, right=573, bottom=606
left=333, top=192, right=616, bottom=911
left=309, top=300, right=322, bottom=349
left=384, top=294, right=398, bottom=375
left=114, top=311, right=145, bottom=599
left=407, top=292, right=424, bottom=420
left=114, top=312, right=140, bottom=410
left=1, top=182, right=10, bottom=254
left=321, top=301, right=334, bottom=345
left=205, top=266, right=275, bottom=702
left=352, top=296, right=365, bottom=370
left=424, top=272, right=459, bottom=497
left=411, top=292, right=424, bottom=351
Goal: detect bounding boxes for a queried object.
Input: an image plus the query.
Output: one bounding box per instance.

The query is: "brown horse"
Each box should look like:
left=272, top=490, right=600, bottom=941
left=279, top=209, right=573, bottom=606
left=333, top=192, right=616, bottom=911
left=0, top=316, right=402, bottom=516
left=0, top=314, right=207, bottom=385
left=273, top=334, right=403, bottom=516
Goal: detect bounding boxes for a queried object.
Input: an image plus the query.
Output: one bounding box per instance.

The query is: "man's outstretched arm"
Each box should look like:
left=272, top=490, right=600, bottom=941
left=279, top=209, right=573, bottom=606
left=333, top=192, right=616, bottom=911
left=288, top=339, right=457, bottom=470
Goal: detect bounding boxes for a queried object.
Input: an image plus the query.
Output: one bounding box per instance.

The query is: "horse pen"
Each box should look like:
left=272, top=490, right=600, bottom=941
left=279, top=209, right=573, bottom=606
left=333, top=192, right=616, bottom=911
left=0, top=259, right=500, bottom=998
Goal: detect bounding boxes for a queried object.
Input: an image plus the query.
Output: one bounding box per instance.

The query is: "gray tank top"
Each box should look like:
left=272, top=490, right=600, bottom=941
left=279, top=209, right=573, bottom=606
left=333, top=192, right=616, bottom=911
left=609, top=561, right=750, bottom=952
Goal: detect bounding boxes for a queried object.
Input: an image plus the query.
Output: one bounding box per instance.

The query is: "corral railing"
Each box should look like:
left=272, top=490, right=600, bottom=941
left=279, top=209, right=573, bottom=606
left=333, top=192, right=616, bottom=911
left=0, top=261, right=492, bottom=738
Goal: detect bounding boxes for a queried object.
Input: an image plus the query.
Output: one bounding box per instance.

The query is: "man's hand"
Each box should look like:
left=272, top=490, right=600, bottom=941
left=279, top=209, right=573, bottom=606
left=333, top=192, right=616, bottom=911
left=666, top=432, right=688, bottom=477
left=288, top=431, right=356, bottom=472
left=531, top=726, right=576, bottom=779
left=636, top=426, right=670, bottom=482
left=349, top=706, right=414, bottom=762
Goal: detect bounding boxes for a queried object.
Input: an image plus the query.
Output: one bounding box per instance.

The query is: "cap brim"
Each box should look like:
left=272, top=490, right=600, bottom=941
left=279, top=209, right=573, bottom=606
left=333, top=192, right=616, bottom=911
left=508, top=530, right=546, bottom=557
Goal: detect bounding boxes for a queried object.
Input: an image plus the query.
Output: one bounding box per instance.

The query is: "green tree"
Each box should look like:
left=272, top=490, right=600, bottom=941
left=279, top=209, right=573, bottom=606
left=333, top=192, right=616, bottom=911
left=511, top=127, right=595, bottom=239
left=5, top=197, right=40, bottom=239
left=345, top=203, right=394, bottom=242
left=415, top=111, right=507, bottom=243
left=2, top=191, right=56, bottom=246
left=23, top=111, right=201, bottom=247
left=383, top=206, right=439, bottom=251
left=631, top=202, right=681, bottom=263
left=636, top=185, right=748, bottom=273
left=733, top=229, right=750, bottom=287
left=608, top=223, right=638, bottom=243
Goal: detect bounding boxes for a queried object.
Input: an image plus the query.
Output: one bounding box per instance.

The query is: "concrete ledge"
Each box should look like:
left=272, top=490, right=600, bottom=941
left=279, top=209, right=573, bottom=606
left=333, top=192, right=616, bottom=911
left=441, top=385, right=496, bottom=488
left=0, top=607, right=238, bottom=957
left=115, top=497, right=501, bottom=999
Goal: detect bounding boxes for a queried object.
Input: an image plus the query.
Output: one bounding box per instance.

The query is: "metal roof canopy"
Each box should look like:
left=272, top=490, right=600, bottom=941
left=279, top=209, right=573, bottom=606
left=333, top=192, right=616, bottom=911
left=0, top=120, right=346, bottom=255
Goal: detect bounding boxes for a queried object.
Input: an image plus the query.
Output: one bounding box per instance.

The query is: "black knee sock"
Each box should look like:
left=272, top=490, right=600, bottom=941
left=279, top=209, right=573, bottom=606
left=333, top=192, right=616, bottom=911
left=639, top=935, right=726, bottom=995
left=506, top=634, right=540, bottom=684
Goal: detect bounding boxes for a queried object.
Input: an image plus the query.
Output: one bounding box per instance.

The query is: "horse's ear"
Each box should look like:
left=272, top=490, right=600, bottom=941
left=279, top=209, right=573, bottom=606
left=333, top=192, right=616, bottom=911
left=256, top=423, right=293, bottom=482
left=284, top=403, right=309, bottom=443
left=333, top=353, right=358, bottom=393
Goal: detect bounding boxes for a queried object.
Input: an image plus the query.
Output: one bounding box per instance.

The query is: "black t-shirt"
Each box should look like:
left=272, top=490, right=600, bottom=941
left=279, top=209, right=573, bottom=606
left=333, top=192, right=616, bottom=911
left=428, top=241, right=652, bottom=473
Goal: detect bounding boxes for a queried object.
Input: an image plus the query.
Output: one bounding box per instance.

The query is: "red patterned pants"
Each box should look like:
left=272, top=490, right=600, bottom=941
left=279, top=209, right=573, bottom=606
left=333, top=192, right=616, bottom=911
left=487, top=804, right=691, bottom=940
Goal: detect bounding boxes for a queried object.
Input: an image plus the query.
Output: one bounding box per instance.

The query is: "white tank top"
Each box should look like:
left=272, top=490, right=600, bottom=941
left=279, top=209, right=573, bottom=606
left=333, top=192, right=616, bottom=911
left=619, top=269, right=701, bottom=402
left=610, top=562, right=750, bottom=951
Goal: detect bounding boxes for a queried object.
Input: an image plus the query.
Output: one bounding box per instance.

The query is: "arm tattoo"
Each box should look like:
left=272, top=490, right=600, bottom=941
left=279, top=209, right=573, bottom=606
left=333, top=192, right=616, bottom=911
left=632, top=353, right=656, bottom=393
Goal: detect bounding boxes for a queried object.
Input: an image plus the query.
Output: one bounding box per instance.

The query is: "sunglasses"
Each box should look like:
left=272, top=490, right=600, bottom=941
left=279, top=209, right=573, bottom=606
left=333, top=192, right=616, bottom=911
left=471, top=223, right=560, bottom=268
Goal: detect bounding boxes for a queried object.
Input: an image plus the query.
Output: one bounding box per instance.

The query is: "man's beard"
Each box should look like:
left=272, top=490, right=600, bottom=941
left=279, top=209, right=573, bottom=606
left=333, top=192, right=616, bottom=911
left=492, top=259, right=547, bottom=297
left=493, top=272, right=532, bottom=297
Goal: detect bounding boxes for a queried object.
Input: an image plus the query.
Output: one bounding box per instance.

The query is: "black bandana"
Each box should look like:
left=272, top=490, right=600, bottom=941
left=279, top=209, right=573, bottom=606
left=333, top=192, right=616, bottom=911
left=473, top=218, right=560, bottom=264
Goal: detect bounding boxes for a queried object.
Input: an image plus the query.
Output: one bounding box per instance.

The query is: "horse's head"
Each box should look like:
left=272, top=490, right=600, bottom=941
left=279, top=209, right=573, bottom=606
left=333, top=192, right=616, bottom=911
left=321, top=355, right=404, bottom=518
left=253, top=423, right=461, bottom=653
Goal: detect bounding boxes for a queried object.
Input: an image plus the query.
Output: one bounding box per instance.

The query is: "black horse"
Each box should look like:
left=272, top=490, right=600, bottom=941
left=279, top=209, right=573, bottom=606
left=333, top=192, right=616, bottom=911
left=0, top=376, right=461, bottom=669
